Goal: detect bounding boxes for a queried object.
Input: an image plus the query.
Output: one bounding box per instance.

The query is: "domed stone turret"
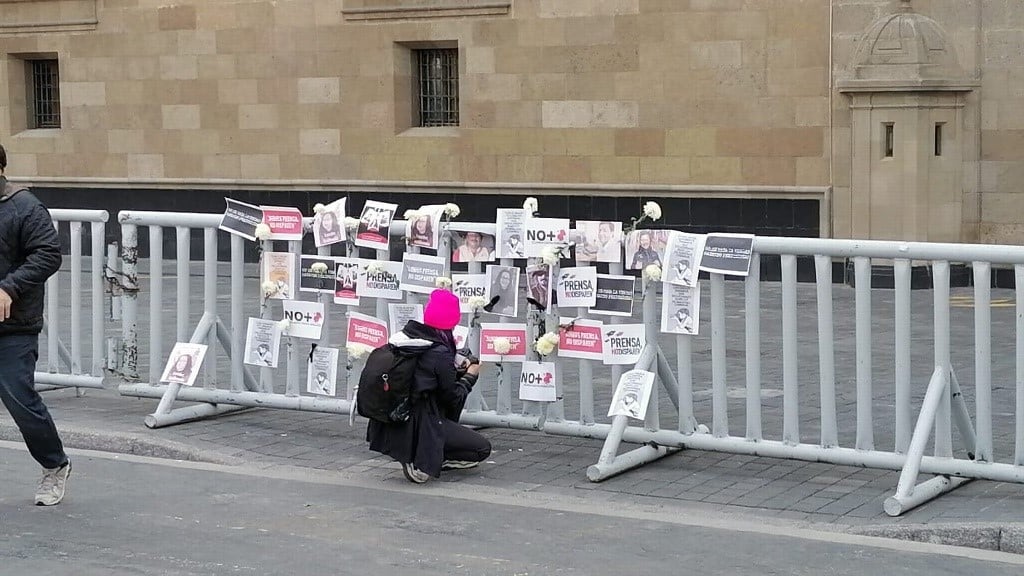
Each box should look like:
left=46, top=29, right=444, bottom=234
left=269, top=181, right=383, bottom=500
left=839, top=0, right=974, bottom=91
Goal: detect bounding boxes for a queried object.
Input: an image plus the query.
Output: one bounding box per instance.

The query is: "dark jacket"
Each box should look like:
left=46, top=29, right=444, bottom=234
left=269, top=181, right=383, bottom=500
left=366, top=321, right=478, bottom=478
left=0, top=178, right=62, bottom=336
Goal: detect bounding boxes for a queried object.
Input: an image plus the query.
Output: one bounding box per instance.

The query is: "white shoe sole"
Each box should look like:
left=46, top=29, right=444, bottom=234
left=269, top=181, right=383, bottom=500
left=442, top=460, right=480, bottom=470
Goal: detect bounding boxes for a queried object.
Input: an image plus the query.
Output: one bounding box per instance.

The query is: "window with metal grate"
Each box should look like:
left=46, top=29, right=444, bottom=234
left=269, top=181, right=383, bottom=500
left=29, top=59, right=61, bottom=129
left=414, top=49, right=459, bottom=127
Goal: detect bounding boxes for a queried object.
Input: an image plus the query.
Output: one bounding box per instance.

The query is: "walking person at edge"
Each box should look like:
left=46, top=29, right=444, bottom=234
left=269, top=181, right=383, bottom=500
left=367, top=289, right=492, bottom=483
left=0, top=144, right=72, bottom=505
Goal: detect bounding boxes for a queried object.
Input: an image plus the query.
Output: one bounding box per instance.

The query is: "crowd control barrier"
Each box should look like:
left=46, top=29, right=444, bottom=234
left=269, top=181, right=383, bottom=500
left=36, top=209, right=109, bottom=391
left=113, top=204, right=1024, bottom=516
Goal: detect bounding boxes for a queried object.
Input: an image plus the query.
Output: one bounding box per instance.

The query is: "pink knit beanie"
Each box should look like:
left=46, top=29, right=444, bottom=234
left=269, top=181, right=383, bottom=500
left=423, top=289, right=461, bottom=331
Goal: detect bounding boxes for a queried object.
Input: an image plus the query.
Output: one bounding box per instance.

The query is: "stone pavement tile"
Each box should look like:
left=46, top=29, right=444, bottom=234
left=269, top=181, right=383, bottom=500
left=790, top=496, right=837, bottom=513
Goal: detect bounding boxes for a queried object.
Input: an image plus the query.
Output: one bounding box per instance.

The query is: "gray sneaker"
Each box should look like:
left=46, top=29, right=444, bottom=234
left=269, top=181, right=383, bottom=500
left=401, top=462, right=430, bottom=484
left=35, top=461, right=71, bottom=506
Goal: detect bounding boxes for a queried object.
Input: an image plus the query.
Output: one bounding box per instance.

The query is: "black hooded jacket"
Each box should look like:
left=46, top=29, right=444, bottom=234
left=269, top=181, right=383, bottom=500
left=366, top=320, right=478, bottom=477
left=0, top=178, right=61, bottom=336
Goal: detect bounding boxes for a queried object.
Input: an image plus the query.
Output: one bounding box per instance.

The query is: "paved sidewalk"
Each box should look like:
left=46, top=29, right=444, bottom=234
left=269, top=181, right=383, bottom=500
left=17, top=267, right=1024, bottom=549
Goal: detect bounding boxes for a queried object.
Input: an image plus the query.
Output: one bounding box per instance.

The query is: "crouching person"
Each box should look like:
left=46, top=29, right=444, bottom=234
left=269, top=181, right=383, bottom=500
left=363, top=289, right=491, bottom=483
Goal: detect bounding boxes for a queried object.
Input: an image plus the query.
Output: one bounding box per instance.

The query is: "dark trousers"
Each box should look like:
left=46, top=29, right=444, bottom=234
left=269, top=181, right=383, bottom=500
left=0, top=334, right=68, bottom=469
left=441, top=419, right=491, bottom=463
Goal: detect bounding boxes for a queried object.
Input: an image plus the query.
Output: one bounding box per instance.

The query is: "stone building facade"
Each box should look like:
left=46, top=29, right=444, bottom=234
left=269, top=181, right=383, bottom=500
left=0, top=0, right=1020, bottom=244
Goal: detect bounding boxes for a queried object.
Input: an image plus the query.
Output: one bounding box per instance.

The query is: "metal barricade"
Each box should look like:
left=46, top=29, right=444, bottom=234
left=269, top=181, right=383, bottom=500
left=37, top=209, right=109, bottom=391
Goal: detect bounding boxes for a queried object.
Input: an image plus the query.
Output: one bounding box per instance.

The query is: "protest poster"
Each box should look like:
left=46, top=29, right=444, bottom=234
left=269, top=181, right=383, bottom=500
left=313, top=198, right=346, bottom=247
left=359, top=261, right=403, bottom=300
left=281, top=301, right=325, bottom=340
left=556, top=266, right=598, bottom=308
left=485, top=265, right=520, bottom=317
left=406, top=205, right=444, bottom=250
left=355, top=200, right=397, bottom=250
left=400, top=253, right=447, bottom=295
left=346, top=312, right=389, bottom=350
left=590, top=274, right=635, bottom=317
left=525, top=264, right=552, bottom=312
left=307, top=346, right=339, bottom=397
left=625, top=229, right=670, bottom=270
left=243, top=318, right=283, bottom=368
left=601, top=324, right=646, bottom=366
left=664, top=232, right=707, bottom=287
left=299, top=256, right=336, bottom=294
left=452, top=274, right=487, bottom=314
left=557, top=318, right=604, bottom=361
left=453, top=325, right=470, bottom=350
left=388, top=303, right=423, bottom=336
left=519, top=361, right=557, bottom=402
left=478, top=323, right=528, bottom=362
left=334, top=258, right=362, bottom=306
left=261, top=252, right=296, bottom=300
left=575, top=221, right=623, bottom=264
left=219, top=199, right=264, bottom=241
left=495, top=208, right=526, bottom=259
left=660, top=282, right=701, bottom=335
left=608, top=369, right=656, bottom=420
left=260, top=205, right=304, bottom=241
left=451, top=231, right=496, bottom=263
left=699, top=233, right=755, bottom=276
left=160, top=343, right=209, bottom=386
left=524, top=217, right=570, bottom=258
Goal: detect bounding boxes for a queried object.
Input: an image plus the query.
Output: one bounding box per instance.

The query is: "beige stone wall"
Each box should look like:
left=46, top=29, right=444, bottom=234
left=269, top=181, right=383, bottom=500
left=0, top=0, right=830, bottom=188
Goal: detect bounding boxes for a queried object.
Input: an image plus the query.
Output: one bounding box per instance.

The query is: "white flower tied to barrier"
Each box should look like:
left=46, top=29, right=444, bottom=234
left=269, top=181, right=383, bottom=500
left=346, top=342, right=373, bottom=361
left=435, top=276, right=453, bottom=289
left=344, top=216, right=360, bottom=232
left=624, top=200, right=663, bottom=235
left=534, top=331, right=559, bottom=357
left=444, top=202, right=461, bottom=220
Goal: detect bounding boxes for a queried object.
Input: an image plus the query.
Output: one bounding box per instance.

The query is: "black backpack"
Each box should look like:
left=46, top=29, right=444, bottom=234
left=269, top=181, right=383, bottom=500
left=356, top=343, right=436, bottom=424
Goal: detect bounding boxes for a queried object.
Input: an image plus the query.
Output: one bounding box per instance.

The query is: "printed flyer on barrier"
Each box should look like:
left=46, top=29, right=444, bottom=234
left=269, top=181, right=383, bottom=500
left=355, top=200, right=397, bottom=250
left=299, top=256, right=337, bottom=294
left=519, top=361, right=557, bottom=402
left=243, top=318, right=283, bottom=368
left=556, top=266, right=598, bottom=308
left=281, top=301, right=325, bottom=340
left=524, top=217, right=570, bottom=258
left=601, top=324, right=645, bottom=365
left=160, top=343, right=209, bottom=387
left=608, top=369, right=656, bottom=420
left=574, top=220, right=623, bottom=264
left=334, top=258, right=362, bottom=306
left=485, top=265, right=520, bottom=317
left=218, top=198, right=263, bottom=241
left=590, top=274, right=635, bottom=317
left=495, top=208, right=526, bottom=259
left=478, top=323, right=528, bottom=362
left=661, top=282, right=700, bottom=335
left=346, top=312, right=389, bottom=350
left=452, top=274, right=487, bottom=314
left=699, top=233, right=755, bottom=276
left=558, top=318, right=604, bottom=361
left=313, top=198, right=346, bottom=248
left=525, top=264, right=552, bottom=312
left=664, top=231, right=706, bottom=287
left=453, top=325, right=470, bottom=350
left=307, top=346, right=339, bottom=397
left=400, top=252, right=447, bottom=295
left=260, top=205, right=304, bottom=241
left=261, top=252, right=296, bottom=300
left=388, top=303, right=423, bottom=336
left=359, top=260, right=403, bottom=300
left=406, top=204, right=444, bottom=250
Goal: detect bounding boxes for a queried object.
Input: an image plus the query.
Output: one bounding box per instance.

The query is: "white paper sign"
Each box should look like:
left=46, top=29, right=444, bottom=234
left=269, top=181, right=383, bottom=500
left=355, top=200, right=397, bottom=250
left=218, top=199, right=263, bottom=241
left=313, top=198, right=346, bottom=248
left=575, top=220, right=623, bottom=264
left=524, top=217, right=570, bottom=258
left=478, top=323, right=529, bottom=362
left=388, top=303, right=424, bottom=336
left=260, top=205, right=305, bottom=241
left=307, top=346, right=339, bottom=396
left=334, top=258, right=363, bottom=306
left=406, top=204, right=444, bottom=250
left=261, top=252, right=296, bottom=301
left=160, top=343, right=209, bottom=386
left=453, top=325, right=470, bottom=350
left=519, top=361, right=557, bottom=402
left=608, top=369, right=656, bottom=420
left=400, top=253, right=447, bottom=295
left=556, top=266, right=598, bottom=308
left=601, top=324, right=646, bottom=366
left=452, top=274, right=488, bottom=314
left=495, top=208, right=527, bottom=259
left=557, top=318, right=604, bottom=361
left=244, top=318, right=283, bottom=368
left=664, top=232, right=706, bottom=287
left=281, top=300, right=326, bottom=340
left=485, top=265, right=520, bottom=318
left=359, top=261, right=404, bottom=300
left=590, top=274, right=635, bottom=317
left=699, top=233, right=755, bottom=277
left=661, top=282, right=700, bottom=335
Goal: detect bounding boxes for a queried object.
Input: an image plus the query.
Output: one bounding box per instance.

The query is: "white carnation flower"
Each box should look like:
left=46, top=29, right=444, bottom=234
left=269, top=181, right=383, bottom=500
left=492, top=337, right=512, bottom=355
left=254, top=223, right=273, bottom=241
left=403, top=209, right=422, bottom=220
left=644, top=264, right=663, bottom=282
left=435, top=276, right=453, bottom=289
left=523, top=197, right=539, bottom=214
left=310, top=262, right=329, bottom=274
left=444, top=203, right=461, bottom=218
left=643, top=201, right=663, bottom=221
left=277, top=319, right=291, bottom=333
left=261, top=281, right=279, bottom=297
left=365, top=262, right=384, bottom=275
left=346, top=342, right=374, bottom=360
left=313, top=203, right=327, bottom=215
left=344, top=217, right=360, bottom=232
left=541, top=246, right=561, bottom=266
left=535, top=332, right=559, bottom=356
left=468, top=296, right=488, bottom=310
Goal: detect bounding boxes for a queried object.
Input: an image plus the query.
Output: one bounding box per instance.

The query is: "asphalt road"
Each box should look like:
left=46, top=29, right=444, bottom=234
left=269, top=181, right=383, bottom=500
left=0, top=443, right=1021, bottom=576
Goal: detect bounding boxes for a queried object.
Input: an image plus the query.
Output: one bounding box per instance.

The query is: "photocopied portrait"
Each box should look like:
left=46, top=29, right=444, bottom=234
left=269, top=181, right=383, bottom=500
left=452, top=231, right=496, bottom=263
left=485, top=264, right=520, bottom=318
left=160, top=343, right=209, bottom=387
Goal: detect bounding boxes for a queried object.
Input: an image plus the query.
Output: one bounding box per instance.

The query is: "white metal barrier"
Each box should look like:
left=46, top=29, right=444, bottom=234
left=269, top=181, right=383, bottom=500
left=112, top=206, right=1024, bottom=516
left=36, top=209, right=108, bottom=391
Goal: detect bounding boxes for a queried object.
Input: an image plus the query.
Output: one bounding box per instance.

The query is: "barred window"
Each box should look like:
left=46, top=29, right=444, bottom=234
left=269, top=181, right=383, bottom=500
left=414, top=49, right=459, bottom=127
left=28, top=59, right=61, bottom=129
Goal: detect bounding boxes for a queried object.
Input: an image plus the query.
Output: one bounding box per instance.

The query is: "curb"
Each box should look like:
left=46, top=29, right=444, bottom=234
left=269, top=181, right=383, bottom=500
left=0, top=422, right=242, bottom=466
left=852, top=523, right=1024, bottom=555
